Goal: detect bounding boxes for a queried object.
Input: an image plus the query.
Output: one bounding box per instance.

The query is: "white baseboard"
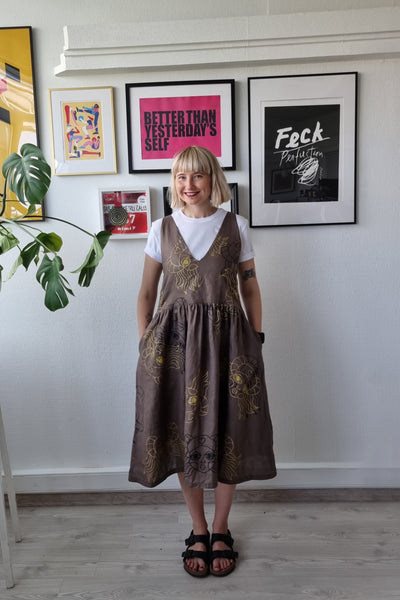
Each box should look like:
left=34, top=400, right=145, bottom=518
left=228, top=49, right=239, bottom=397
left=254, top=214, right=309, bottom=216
left=5, top=463, right=400, bottom=494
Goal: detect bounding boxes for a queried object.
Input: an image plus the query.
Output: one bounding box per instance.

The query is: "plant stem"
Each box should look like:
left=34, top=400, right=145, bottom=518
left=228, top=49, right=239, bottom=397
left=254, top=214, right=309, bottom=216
left=1, top=216, right=46, bottom=235
left=45, top=216, right=95, bottom=237
left=0, top=214, right=94, bottom=238
left=0, top=181, right=7, bottom=217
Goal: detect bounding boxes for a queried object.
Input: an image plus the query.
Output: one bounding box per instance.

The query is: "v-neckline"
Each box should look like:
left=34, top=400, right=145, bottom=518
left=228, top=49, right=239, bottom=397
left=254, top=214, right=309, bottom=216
left=170, top=210, right=229, bottom=264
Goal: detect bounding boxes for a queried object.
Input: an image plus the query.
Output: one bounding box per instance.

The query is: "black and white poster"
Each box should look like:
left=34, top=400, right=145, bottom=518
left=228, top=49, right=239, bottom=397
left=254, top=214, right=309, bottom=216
left=249, top=73, right=357, bottom=226
left=264, top=104, right=340, bottom=204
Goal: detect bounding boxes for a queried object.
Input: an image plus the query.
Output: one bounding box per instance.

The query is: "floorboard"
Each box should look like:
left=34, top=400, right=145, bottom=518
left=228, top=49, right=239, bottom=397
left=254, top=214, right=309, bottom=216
left=0, top=502, right=399, bottom=599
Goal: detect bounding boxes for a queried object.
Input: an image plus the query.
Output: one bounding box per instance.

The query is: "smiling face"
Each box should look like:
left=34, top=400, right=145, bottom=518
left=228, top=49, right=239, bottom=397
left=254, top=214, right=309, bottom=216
left=175, top=171, right=212, bottom=212
left=170, top=146, right=231, bottom=210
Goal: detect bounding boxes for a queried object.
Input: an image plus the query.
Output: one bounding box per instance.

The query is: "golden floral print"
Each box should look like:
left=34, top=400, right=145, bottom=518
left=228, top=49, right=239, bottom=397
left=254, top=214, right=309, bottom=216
left=140, top=327, right=184, bottom=383
left=166, top=238, right=202, bottom=294
left=229, top=355, right=261, bottom=419
left=209, top=234, right=229, bottom=256
left=185, top=371, right=209, bottom=423
left=208, top=302, right=240, bottom=334
left=144, top=423, right=184, bottom=485
left=220, top=436, right=241, bottom=481
left=143, top=436, right=160, bottom=486
left=221, top=267, right=239, bottom=304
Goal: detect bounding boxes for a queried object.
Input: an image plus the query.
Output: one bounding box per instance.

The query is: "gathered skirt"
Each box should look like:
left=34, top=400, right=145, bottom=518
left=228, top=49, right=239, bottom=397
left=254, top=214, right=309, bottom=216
left=129, top=298, right=277, bottom=489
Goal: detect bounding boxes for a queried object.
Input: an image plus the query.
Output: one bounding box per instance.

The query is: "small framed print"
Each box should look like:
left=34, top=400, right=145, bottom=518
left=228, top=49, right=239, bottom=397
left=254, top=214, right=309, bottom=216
left=271, top=169, right=295, bottom=195
left=49, top=86, right=117, bottom=175
left=99, top=188, right=151, bottom=239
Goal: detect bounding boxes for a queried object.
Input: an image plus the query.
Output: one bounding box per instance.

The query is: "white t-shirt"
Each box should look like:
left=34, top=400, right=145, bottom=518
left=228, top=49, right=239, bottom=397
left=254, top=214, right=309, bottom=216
left=144, top=208, right=254, bottom=264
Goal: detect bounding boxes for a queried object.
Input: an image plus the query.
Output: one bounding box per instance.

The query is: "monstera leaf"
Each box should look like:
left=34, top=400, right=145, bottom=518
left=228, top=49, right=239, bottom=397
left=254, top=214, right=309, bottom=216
left=73, top=231, right=111, bottom=287
left=0, top=228, right=19, bottom=255
left=2, top=143, right=51, bottom=210
left=36, top=254, right=74, bottom=312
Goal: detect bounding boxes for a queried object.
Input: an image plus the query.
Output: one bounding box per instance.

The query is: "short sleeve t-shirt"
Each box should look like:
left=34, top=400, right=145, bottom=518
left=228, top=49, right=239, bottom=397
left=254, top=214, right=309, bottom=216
left=144, top=208, right=254, bottom=264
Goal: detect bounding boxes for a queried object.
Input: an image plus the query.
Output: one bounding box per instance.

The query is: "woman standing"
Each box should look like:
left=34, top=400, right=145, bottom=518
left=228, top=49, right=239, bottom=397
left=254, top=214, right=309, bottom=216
left=129, top=146, right=276, bottom=577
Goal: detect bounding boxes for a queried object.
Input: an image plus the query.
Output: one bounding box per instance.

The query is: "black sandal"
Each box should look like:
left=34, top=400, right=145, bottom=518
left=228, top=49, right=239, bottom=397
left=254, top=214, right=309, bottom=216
left=209, top=530, right=238, bottom=577
left=182, top=530, right=210, bottom=578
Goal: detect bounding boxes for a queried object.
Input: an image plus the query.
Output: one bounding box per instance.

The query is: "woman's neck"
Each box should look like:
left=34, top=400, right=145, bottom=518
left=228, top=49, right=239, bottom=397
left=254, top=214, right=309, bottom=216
left=182, top=205, right=217, bottom=219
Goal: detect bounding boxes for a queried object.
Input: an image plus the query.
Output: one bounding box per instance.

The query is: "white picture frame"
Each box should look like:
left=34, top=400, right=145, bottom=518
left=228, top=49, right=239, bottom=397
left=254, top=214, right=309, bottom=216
left=99, top=188, right=151, bottom=239
left=49, top=86, right=117, bottom=176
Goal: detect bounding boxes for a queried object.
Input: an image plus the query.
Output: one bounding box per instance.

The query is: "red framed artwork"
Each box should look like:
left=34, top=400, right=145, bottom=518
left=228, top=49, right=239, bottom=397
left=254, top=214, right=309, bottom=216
left=99, top=188, right=151, bottom=239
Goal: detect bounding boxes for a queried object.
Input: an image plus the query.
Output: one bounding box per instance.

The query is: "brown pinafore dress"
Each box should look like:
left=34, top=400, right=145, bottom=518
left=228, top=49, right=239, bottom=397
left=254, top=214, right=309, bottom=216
left=129, top=211, right=276, bottom=489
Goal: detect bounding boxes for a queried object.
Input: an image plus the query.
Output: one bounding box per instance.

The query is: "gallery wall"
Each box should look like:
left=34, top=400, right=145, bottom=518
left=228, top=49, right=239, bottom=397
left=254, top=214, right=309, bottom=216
left=1, top=0, right=399, bottom=493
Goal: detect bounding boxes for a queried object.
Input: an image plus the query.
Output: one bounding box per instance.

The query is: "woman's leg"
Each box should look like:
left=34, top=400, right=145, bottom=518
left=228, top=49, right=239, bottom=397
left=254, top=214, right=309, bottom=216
left=211, top=482, right=237, bottom=573
left=178, top=473, right=208, bottom=574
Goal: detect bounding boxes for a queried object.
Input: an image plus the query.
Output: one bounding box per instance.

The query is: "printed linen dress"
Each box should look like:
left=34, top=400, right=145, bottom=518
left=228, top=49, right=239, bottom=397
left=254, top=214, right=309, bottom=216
left=129, top=211, right=276, bottom=489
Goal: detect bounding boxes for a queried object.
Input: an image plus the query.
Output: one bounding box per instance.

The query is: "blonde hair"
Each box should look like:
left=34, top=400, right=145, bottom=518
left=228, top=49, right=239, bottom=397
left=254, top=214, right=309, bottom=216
left=169, top=146, right=232, bottom=210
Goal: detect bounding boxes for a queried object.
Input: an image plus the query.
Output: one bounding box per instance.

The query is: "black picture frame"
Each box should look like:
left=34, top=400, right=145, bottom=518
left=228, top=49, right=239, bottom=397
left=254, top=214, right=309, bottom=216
left=248, top=72, right=357, bottom=227
left=0, top=26, right=43, bottom=221
left=126, top=79, right=236, bottom=173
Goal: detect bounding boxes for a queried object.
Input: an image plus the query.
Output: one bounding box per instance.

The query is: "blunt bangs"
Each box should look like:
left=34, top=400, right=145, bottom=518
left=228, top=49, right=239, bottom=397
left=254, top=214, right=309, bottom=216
left=172, top=146, right=213, bottom=178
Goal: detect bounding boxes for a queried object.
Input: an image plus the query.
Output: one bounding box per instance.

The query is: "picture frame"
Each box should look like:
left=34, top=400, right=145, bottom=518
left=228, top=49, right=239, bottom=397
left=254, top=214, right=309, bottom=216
left=0, top=26, right=43, bottom=221
left=248, top=72, right=357, bottom=227
left=126, top=79, right=235, bottom=173
left=49, top=87, right=117, bottom=176
left=226, top=183, right=239, bottom=214
left=163, top=182, right=238, bottom=216
left=271, top=169, right=295, bottom=195
left=163, top=187, right=171, bottom=216
left=99, top=188, right=151, bottom=239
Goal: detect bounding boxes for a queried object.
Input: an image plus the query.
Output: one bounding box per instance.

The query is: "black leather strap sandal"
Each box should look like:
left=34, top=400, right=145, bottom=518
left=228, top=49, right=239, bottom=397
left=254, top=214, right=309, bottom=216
left=210, top=530, right=239, bottom=577
left=182, top=530, right=210, bottom=578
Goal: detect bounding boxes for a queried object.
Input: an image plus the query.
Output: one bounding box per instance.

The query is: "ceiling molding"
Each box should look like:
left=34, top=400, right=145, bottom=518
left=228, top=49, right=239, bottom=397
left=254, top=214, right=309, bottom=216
left=54, top=8, right=400, bottom=75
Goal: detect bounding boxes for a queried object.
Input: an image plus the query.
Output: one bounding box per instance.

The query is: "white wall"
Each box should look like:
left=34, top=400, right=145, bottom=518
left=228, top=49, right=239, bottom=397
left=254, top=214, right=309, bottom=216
left=1, top=0, right=399, bottom=493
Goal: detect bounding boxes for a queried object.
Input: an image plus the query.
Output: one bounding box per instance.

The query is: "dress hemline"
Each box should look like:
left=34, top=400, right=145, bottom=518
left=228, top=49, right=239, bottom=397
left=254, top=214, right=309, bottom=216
left=128, top=468, right=278, bottom=490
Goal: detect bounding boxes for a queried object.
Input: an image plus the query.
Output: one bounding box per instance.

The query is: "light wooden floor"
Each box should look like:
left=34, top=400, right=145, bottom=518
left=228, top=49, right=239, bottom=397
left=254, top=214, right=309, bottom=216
left=0, top=501, right=399, bottom=599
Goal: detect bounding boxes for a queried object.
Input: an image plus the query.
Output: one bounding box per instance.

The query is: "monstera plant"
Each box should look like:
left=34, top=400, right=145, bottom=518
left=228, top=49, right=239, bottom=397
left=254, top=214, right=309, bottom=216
left=0, top=143, right=110, bottom=311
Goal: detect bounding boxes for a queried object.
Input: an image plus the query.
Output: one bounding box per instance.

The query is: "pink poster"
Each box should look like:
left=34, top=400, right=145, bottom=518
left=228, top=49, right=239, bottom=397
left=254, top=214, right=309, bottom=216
left=139, top=95, right=222, bottom=160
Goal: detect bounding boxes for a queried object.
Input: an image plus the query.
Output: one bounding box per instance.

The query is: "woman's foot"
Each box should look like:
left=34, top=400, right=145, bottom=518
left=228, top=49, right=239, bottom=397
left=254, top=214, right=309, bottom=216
left=210, top=530, right=238, bottom=576
left=182, top=530, right=210, bottom=577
